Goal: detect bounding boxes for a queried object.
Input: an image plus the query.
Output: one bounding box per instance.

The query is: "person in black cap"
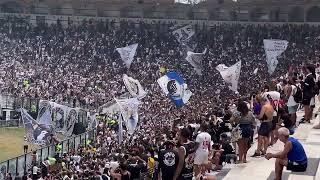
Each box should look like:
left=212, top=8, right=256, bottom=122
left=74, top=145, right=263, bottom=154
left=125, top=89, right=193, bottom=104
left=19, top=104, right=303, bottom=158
left=158, top=140, right=179, bottom=180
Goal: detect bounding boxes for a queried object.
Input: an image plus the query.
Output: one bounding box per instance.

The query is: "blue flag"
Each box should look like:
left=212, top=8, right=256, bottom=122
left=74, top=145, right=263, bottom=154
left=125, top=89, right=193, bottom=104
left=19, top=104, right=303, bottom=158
left=157, top=72, right=192, bottom=108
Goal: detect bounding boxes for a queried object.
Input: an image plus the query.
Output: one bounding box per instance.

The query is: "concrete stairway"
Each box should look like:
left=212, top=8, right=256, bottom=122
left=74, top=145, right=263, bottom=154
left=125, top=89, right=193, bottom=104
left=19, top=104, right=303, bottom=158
left=215, top=106, right=320, bottom=180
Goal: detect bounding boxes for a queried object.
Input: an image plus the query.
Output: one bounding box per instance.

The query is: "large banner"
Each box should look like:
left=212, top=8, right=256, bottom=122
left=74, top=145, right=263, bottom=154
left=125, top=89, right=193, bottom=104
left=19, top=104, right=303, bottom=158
left=36, top=100, right=79, bottom=137
left=37, top=100, right=53, bottom=129
left=157, top=72, right=192, bottom=108
left=172, top=24, right=195, bottom=44
left=116, top=43, right=138, bottom=69
left=115, top=98, right=140, bottom=135
left=21, top=108, right=51, bottom=146
left=216, top=61, right=242, bottom=92
left=263, top=39, right=288, bottom=74
left=185, top=48, right=207, bottom=75
left=123, top=74, right=147, bottom=99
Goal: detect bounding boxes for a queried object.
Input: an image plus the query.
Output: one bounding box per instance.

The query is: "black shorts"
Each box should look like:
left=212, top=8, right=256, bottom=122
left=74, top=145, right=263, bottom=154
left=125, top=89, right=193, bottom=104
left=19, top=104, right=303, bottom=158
left=239, top=124, right=253, bottom=139
left=287, top=161, right=307, bottom=172
left=258, top=121, right=272, bottom=137
left=271, top=116, right=278, bottom=130
left=302, top=96, right=312, bottom=106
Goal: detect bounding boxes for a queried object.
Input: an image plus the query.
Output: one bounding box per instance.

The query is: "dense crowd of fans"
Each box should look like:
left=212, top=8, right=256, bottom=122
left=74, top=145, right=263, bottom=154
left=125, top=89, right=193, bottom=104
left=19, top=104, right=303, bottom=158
left=1, top=16, right=320, bottom=180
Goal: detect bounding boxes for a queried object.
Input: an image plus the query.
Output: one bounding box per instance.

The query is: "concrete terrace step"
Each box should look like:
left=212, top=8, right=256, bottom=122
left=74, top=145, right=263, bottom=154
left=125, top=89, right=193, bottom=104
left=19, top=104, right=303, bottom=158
left=220, top=106, right=320, bottom=180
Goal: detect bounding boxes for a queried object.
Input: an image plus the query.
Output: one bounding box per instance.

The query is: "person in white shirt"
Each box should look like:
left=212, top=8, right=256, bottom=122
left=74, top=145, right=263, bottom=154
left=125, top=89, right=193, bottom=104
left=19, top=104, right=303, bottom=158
left=194, top=123, right=212, bottom=177
left=284, top=78, right=299, bottom=128
left=32, top=165, right=38, bottom=180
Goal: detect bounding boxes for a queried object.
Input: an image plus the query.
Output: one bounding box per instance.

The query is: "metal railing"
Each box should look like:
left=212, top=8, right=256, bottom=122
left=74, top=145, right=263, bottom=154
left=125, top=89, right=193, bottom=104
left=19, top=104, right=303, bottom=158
left=0, top=119, right=22, bottom=127
left=0, top=128, right=97, bottom=179
left=0, top=94, right=101, bottom=113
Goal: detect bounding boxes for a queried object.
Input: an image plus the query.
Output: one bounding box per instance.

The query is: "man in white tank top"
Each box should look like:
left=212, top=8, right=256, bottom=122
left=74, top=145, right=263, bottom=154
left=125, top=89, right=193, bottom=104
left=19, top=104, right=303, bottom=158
left=194, top=123, right=212, bottom=177
left=284, top=79, right=299, bottom=127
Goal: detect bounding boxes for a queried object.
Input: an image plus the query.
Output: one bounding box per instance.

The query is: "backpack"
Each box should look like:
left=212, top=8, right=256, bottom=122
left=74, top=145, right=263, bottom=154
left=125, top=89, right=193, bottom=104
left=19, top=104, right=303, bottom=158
left=293, top=85, right=302, bottom=103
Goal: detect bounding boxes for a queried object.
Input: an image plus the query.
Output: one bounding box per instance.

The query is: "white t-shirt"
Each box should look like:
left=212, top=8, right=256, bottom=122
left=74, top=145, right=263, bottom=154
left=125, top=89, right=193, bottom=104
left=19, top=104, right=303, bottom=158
left=287, top=85, right=298, bottom=106
left=33, top=166, right=38, bottom=175
left=196, top=132, right=211, bottom=152
left=109, top=161, right=119, bottom=170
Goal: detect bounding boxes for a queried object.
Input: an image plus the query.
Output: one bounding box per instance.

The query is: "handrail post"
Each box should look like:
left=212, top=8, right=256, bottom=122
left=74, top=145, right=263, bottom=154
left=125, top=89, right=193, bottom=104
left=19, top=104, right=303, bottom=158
left=24, top=154, right=27, bottom=174
left=16, top=157, right=18, bottom=176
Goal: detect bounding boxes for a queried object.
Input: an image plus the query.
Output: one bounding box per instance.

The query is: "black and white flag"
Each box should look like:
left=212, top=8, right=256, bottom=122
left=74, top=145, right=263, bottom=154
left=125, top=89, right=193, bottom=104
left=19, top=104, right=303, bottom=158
left=115, top=98, right=140, bottom=135
left=216, top=61, right=242, bottom=92
left=21, top=108, right=51, bottom=146
left=263, top=39, right=288, bottom=74
left=172, top=24, right=195, bottom=44
left=185, top=48, right=207, bottom=75
left=123, top=74, right=147, bottom=99
left=116, top=43, right=138, bottom=69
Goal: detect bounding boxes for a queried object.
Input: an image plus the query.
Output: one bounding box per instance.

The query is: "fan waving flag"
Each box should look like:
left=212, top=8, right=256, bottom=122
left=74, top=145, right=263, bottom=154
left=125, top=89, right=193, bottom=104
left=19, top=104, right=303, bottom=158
left=157, top=72, right=192, bottom=108
left=172, top=24, right=195, bottom=44
left=116, top=43, right=138, bottom=69
left=216, top=61, right=242, bottom=92
left=263, top=39, right=288, bottom=74
left=115, top=98, right=140, bottom=135
left=185, top=48, right=207, bottom=75
left=123, top=74, right=147, bottom=99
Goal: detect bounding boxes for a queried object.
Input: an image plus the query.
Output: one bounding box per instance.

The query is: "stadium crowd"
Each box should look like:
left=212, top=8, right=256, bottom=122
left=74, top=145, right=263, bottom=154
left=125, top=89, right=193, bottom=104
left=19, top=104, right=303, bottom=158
left=0, top=16, right=320, bottom=180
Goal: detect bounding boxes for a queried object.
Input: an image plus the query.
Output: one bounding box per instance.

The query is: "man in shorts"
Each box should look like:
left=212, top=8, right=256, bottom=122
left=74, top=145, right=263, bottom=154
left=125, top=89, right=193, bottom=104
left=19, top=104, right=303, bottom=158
left=266, top=128, right=307, bottom=180
left=193, top=124, right=212, bottom=177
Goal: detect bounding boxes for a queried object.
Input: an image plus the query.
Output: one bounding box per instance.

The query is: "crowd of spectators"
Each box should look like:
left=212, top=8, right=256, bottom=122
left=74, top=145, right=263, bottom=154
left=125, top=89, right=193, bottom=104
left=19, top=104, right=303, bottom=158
left=0, top=16, right=320, bottom=180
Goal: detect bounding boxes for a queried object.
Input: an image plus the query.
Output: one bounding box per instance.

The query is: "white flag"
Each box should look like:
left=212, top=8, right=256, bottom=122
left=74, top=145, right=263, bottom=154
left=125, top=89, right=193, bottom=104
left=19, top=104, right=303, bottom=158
left=123, top=74, right=147, bottom=99
left=116, top=43, right=138, bottom=68
left=253, top=68, right=259, bottom=74
left=216, top=61, right=242, bottom=92
left=172, top=24, right=195, bottom=43
left=115, top=98, right=140, bottom=135
left=216, top=64, right=229, bottom=72
left=263, top=39, right=288, bottom=74
left=185, top=48, right=207, bottom=75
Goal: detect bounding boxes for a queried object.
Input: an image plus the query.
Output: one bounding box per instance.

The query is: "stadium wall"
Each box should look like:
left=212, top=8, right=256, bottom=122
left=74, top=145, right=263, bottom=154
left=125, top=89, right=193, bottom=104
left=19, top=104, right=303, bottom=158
left=1, top=13, right=320, bottom=28
left=1, top=0, right=320, bottom=22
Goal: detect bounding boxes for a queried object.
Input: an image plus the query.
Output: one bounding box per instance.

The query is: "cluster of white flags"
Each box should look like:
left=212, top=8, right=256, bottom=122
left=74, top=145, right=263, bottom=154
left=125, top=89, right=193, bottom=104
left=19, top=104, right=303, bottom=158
left=185, top=48, right=207, bottom=75
left=115, top=98, right=140, bottom=143
left=123, top=74, right=147, bottom=99
left=263, top=39, right=288, bottom=74
left=173, top=24, right=195, bottom=44
left=216, top=61, right=242, bottom=92
left=116, top=43, right=138, bottom=69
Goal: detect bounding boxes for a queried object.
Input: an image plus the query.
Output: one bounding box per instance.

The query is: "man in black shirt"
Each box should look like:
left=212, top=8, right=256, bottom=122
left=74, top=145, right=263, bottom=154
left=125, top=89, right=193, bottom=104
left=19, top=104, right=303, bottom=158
left=301, top=65, right=316, bottom=123
left=174, top=128, right=194, bottom=180
left=158, top=140, right=179, bottom=180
